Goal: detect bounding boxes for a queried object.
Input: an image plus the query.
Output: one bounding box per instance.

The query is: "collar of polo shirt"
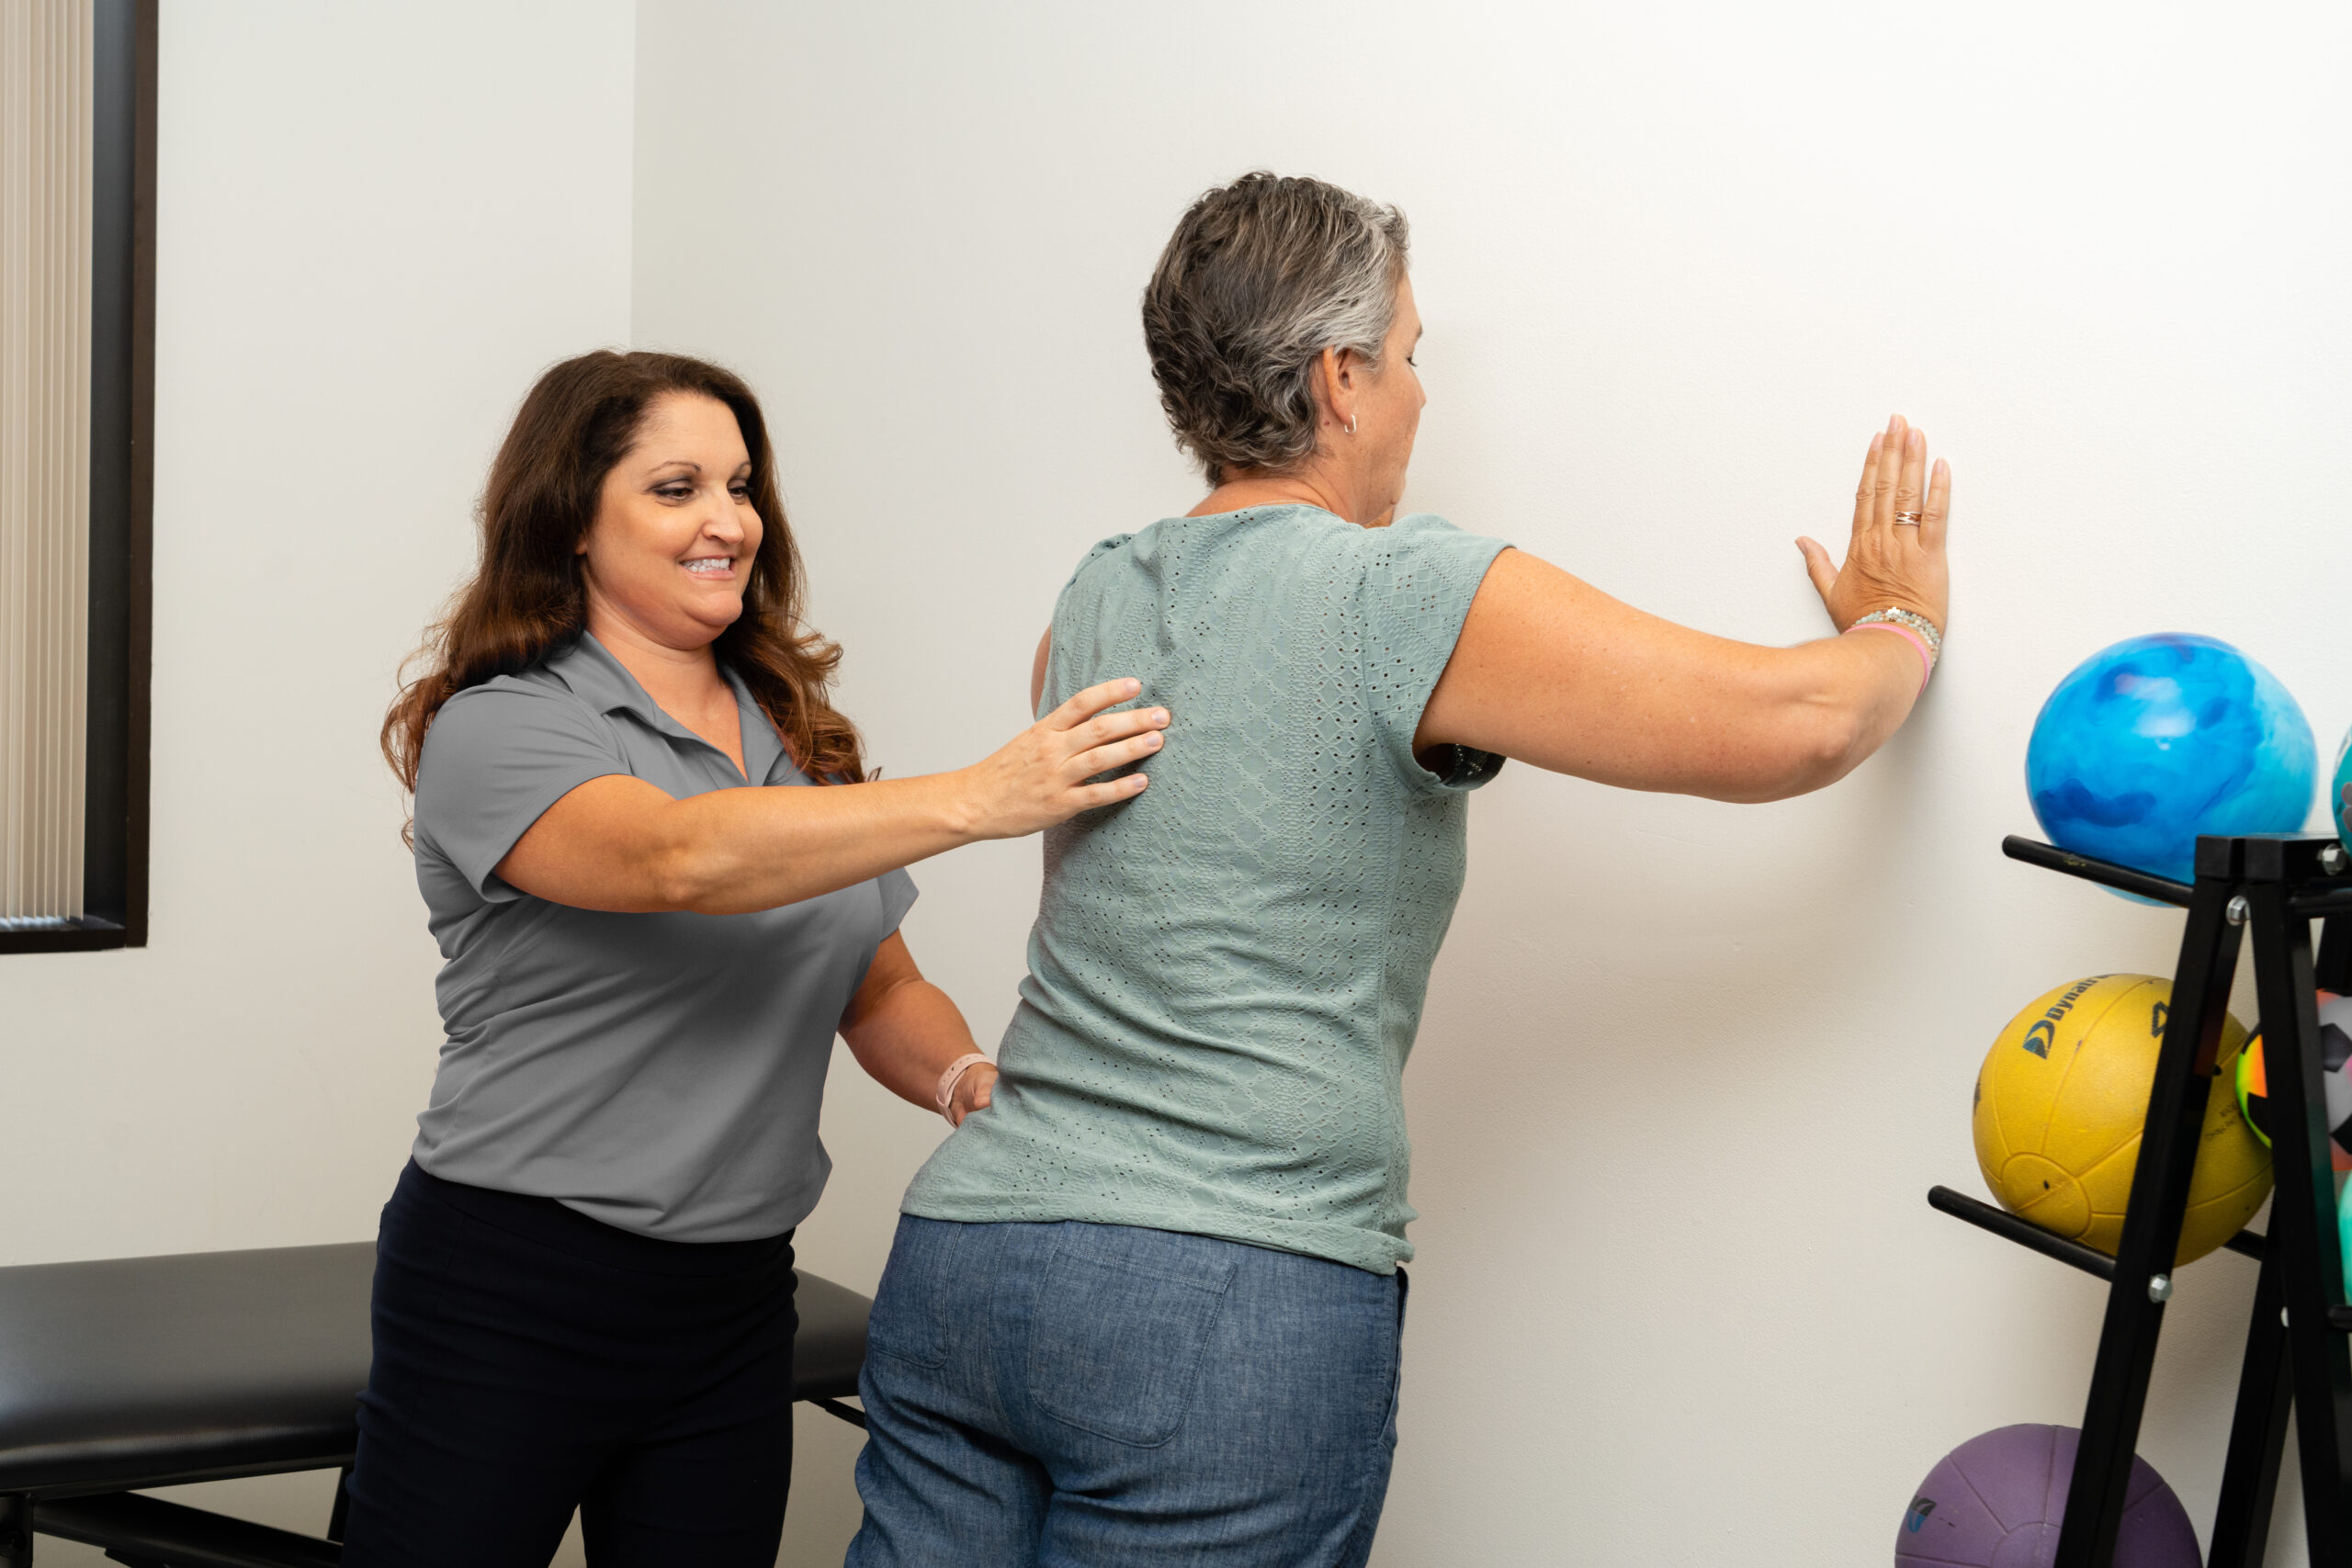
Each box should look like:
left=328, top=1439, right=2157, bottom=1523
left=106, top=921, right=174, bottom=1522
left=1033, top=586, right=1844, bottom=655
left=545, top=633, right=801, bottom=787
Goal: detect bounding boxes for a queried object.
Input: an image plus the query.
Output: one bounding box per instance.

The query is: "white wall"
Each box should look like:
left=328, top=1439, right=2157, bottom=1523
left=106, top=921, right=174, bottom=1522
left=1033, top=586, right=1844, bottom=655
left=2, top=2, right=636, bottom=1558
left=8, top=5, right=2348, bottom=1565
left=632, top=3, right=2352, bottom=1564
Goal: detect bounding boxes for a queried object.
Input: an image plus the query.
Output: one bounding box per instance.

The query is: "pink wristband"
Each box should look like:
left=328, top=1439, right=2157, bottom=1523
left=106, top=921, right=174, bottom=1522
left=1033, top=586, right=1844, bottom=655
left=933, top=1053, right=992, bottom=1124
left=1848, top=622, right=1934, bottom=694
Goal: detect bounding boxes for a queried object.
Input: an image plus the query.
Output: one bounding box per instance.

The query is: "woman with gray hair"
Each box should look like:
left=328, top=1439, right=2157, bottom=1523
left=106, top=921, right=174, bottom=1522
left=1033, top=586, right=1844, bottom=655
left=845, top=171, right=1949, bottom=1567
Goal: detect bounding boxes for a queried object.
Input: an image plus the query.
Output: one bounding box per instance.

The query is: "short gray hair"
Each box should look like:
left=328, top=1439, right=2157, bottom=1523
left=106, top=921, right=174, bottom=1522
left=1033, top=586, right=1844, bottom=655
left=1142, top=172, right=1409, bottom=482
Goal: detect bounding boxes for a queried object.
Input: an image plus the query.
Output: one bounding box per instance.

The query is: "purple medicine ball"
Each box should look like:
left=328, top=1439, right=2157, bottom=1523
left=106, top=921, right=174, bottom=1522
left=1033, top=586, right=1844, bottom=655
left=1896, top=1425, right=2199, bottom=1568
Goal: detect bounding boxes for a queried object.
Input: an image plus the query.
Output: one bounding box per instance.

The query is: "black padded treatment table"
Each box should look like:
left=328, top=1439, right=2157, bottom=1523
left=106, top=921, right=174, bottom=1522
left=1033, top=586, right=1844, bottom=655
left=0, top=1242, right=872, bottom=1567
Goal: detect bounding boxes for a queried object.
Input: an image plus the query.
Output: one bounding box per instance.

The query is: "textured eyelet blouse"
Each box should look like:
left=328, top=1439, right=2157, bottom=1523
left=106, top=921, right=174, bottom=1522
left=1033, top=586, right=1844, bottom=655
left=901, top=506, right=1508, bottom=1274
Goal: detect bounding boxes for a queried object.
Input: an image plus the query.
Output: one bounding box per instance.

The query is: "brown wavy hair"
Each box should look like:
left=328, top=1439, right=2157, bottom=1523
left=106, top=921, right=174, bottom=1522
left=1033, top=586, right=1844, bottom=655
left=383, top=351, right=865, bottom=823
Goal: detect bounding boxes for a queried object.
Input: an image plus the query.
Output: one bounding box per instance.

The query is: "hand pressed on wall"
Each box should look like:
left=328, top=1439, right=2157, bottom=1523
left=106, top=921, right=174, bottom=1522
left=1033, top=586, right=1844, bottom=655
left=1797, top=413, right=1951, bottom=635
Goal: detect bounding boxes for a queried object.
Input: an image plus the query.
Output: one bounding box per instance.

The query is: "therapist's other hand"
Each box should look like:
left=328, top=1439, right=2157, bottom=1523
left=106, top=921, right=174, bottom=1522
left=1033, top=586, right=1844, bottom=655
left=955, top=677, right=1166, bottom=839
left=949, top=1063, right=998, bottom=1127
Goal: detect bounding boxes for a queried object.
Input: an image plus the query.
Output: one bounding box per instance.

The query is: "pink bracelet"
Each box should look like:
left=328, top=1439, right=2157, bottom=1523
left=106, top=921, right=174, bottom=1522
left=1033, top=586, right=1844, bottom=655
left=1848, top=622, right=1934, bottom=694
left=933, top=1053, right=992, bottom=1125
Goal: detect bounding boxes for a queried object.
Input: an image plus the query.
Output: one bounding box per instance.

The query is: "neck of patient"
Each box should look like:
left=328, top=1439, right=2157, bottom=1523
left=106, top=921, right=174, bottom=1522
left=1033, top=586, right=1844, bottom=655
left=1190, top=452, right=1397, bottom=529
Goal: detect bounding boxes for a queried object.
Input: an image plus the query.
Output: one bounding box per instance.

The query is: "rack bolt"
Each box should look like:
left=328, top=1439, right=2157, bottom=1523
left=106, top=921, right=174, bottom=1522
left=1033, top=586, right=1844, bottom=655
left=2324, top=843, right=2349, bottom=875
left=2227, top=896, right=2251, bottom=926
left=2148, top=1274, right=2172, bottom=1303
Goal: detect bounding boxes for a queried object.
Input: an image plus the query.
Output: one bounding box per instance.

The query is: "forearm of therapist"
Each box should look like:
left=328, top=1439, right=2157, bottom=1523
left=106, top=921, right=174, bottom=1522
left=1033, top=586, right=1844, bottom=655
left=493, top=675, right=1170, bottom=916
left=501, top=771, right=996, bottom=916
left=838, top=932, right=997, bottom=1124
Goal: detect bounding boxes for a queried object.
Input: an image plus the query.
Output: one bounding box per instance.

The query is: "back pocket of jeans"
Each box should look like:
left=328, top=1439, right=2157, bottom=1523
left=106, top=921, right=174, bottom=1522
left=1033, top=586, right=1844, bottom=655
left=1027, top=1228, right=1237, bottom=1448
left=864, top=1218, right=955, bottom=1370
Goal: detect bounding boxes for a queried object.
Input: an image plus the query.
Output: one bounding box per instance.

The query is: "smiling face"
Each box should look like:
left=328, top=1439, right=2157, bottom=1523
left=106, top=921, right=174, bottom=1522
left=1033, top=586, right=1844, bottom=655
left=577, top=391, right=763, bottom=653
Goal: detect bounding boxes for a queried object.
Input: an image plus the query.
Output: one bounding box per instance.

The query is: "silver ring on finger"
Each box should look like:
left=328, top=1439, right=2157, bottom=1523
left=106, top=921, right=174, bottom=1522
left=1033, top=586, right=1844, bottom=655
left=1894, top=511, right=1923, bottom=525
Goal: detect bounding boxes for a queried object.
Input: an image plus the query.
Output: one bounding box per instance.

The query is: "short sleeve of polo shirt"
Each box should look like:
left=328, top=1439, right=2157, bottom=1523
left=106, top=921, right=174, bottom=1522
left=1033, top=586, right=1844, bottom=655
left=875, top=865, right=920, bottom=937
left=414, top=682, right=629, bottom=901
left=1359, top=513, right=1511, bottom=792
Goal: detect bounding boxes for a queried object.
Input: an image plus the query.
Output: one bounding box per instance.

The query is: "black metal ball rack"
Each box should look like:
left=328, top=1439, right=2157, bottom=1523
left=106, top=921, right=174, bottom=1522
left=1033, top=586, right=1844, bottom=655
left=1928, top=833, right=2352, bottom=1567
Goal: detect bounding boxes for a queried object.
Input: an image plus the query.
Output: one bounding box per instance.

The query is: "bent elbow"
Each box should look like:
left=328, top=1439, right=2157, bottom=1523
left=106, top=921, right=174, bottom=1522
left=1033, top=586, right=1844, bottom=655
left=1737, top=704, right=1867, bottom=803
left=648, top=840, right=715, bottom=913
left=1805, top=703, right=1868, bottom=785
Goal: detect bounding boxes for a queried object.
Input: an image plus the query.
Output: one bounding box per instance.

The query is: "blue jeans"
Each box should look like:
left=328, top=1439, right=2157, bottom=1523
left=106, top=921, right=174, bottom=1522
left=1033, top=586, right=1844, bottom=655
left=846, top=1217, right=1405, bottom=1568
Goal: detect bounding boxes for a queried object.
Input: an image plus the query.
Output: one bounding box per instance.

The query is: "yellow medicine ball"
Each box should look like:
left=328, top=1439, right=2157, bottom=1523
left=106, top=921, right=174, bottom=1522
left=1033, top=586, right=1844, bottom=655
left=1973, top=974, right=2272, bottom=1266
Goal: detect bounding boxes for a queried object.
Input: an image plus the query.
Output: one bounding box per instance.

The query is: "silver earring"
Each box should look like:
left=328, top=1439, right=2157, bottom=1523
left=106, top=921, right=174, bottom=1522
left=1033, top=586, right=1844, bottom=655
left=1346, top=416, right=1358, bottom=435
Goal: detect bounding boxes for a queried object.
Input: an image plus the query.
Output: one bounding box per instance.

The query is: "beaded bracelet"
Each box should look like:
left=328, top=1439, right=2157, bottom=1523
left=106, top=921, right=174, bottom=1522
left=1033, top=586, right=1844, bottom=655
left=1850, top=605, right=1942, bottom=659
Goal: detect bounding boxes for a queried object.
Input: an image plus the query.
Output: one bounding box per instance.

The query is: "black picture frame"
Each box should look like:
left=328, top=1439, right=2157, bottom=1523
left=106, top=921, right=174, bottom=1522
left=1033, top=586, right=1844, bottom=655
left=3, top=0, right=155, bottom=956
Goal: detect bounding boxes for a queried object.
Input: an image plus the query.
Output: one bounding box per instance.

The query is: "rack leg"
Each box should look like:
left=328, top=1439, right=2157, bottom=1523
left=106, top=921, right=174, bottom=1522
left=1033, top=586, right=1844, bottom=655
left=2056, top=863, right=2245, bottom=1568
left=2209, top=1244, right=2291, bottom=1568
left=2245, top=882, right=2352, bottom=1564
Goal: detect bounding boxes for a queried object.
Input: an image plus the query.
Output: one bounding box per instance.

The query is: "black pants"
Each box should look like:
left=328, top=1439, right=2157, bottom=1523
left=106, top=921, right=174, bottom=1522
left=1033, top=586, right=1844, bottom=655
left=339, top=1160, right=798, bottom=1568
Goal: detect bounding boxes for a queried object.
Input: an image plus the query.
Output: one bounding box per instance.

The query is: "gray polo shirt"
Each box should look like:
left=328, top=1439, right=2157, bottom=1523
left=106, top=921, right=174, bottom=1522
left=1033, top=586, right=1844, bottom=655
left=409, top=632, right=915, bottom=1243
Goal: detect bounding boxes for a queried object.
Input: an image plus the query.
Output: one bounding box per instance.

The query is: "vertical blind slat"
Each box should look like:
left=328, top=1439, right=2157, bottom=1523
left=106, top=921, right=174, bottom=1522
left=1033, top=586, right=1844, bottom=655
left=0, top=0, right=93, bottom=924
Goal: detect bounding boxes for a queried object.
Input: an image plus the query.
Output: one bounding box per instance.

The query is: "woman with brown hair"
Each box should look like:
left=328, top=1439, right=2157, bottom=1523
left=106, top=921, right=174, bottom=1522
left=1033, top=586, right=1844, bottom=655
left=339, top=351, right=1167, bottom=1568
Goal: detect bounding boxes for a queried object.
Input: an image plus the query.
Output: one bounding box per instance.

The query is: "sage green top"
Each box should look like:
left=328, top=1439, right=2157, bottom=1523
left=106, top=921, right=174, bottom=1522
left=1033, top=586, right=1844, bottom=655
left=901, top=506, right=1509, bottom=1273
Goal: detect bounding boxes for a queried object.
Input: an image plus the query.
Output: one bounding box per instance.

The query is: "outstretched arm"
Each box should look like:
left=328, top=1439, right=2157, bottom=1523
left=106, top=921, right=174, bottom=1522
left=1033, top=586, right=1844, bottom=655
left=1416, top=416, right=1951, bottom=803
left=498, top=676, right=1170, bottom=915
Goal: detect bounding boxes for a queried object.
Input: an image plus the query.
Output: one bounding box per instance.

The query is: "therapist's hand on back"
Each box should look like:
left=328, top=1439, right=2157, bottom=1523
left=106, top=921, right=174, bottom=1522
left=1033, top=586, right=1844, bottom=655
left=951, top=679, right=1165, bottom=840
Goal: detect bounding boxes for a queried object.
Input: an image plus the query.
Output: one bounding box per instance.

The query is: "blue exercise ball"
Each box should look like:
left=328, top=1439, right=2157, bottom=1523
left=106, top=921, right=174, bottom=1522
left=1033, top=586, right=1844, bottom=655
left=2027, top=634, right=2314, bottom=886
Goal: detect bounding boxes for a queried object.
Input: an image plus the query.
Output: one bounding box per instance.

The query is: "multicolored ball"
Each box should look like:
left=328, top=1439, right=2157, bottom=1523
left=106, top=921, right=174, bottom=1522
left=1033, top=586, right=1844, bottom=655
left=2234, top=992, right=2352, bottom=1174
left=2334, top=724, right=2352, bottom=852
